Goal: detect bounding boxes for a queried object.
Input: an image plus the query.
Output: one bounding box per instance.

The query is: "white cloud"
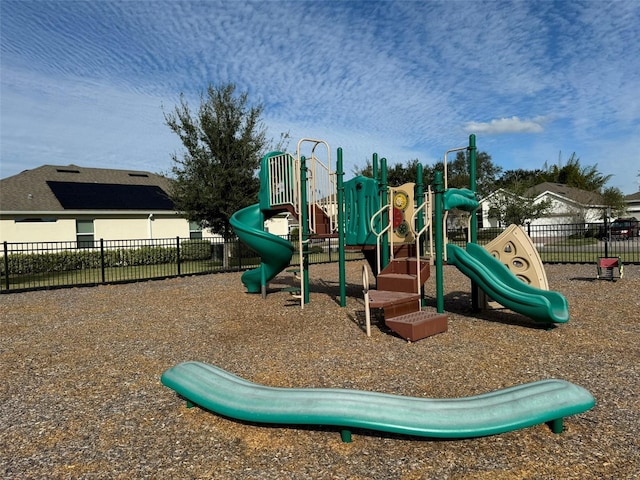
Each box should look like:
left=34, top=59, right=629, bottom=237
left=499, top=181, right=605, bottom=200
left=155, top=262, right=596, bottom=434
left=464, top=117, right=546, bottom=135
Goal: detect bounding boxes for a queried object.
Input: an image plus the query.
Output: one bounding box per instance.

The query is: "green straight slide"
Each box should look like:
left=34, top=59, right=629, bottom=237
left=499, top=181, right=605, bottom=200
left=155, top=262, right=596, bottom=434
left=230, top=203, right=294, bottom=294
left=446, top=243, right=569, bottom=324
left=161, top=362, right=595, bottom=442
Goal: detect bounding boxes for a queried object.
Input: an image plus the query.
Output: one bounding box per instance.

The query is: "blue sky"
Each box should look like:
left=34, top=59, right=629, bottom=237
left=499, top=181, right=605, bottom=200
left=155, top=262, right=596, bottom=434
left=2, top=0, right=639, bottom=194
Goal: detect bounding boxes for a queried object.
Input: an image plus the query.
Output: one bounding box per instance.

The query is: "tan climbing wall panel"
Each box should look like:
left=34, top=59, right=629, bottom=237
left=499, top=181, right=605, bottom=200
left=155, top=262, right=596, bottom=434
left=390, top=183, right=415, bottom=244
left=483, top=224, right=549, bottom=290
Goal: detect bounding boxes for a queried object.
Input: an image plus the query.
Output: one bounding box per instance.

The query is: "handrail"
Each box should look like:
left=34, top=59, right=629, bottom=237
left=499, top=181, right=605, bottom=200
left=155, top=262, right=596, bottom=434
left=443, top=210, right=449, bottom=262
left=442, top=146, right=467, bottom=191
left=295, top=138, right=333, bottom=309
left=362, top=265, right=372, bottom=337
left=297, top=138, right=335, bottom=236
left=369, top=203, right=392, bottom=275
left=410, top=187, right=433, bottom=295
left=442, top=145, right=469, bottom=262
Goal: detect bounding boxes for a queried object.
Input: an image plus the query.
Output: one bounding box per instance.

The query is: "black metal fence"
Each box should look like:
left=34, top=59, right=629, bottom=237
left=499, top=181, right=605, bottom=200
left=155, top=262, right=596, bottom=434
left=2, top=222, right=638, bottom=293
left=0, top=235, right=363, bottom=293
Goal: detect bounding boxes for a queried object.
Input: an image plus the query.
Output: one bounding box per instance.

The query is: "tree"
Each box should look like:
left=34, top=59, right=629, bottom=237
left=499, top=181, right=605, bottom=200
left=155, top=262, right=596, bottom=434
left=443, top=151, right=502, bottom=198
left=601, top=186, right=627, bottom=218
left=353, top=158, right=432, bottom=186
left=542, top=152, right=611, bottom=191
left=352, top=150, right=501, bottom=197
left=164, top=83, right=269, bottom=240
left=495, top=169, right=546, bottom=190
left=487, top=186, right=553, bottom=227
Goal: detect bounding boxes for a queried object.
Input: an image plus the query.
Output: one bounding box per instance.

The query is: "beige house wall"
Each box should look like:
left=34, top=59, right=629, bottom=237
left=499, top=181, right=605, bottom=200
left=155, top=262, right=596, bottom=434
left=0, top=214, right=192, bottom=244
left=93, top=216, right=190, bottom=240
left=264, top=214, right=291, bottom=236
left=0, top=218, right=77, bottom=243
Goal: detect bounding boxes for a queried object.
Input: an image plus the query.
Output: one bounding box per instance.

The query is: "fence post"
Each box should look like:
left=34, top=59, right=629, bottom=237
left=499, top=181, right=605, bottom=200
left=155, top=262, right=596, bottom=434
left=3, top=241, right=9, bottom=291
left=176, top=237, right=181, bottom=275
left=100, top=239, right=106, bottom=284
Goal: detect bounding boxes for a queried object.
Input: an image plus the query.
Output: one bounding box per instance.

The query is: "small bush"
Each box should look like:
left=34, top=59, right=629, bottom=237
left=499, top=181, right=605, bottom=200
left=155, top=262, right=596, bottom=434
left=477, top=228, right=504, bottom=241
left=180, top=240, right=212, bottom=261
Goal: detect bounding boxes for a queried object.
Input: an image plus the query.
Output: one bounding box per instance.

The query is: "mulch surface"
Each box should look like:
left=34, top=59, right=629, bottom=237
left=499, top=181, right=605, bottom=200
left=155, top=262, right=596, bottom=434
left=1, top=262, right=638, bottom=479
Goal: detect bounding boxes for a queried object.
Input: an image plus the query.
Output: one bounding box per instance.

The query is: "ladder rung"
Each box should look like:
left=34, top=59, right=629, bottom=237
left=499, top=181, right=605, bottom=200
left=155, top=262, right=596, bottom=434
left=281, top=287, right=301, bottom=294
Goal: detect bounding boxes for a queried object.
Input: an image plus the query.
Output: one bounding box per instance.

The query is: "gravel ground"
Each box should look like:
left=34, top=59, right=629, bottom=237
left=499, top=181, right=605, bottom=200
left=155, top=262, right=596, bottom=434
left=1, top=262, right=639, bottom=479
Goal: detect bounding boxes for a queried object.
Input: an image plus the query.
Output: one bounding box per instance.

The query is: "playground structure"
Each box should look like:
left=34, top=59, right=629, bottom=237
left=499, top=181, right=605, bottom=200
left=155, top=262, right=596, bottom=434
left=162, top=135, right=594, bottom=443
left=229, top=135, right=570, bottom=340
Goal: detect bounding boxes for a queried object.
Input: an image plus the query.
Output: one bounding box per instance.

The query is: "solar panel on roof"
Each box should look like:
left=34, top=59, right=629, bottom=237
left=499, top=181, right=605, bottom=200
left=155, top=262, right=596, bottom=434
left=47, top=181, right=175, bottom=210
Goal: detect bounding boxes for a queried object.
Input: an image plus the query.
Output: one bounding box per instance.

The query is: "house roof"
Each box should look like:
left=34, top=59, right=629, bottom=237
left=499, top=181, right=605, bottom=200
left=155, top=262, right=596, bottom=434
left=524, top=182, right=605, bottom=206
left=625, top=191, right=640, bottom=202
left=0, top=165, right=175, bottom=212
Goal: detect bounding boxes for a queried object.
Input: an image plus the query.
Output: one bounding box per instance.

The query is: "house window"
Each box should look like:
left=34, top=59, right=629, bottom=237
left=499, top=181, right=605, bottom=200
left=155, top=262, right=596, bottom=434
left=15, top=218, right=57, bottom=223
left=189, top=221, right=203, bottom=240
left=76, top=220, right=95, bottom=248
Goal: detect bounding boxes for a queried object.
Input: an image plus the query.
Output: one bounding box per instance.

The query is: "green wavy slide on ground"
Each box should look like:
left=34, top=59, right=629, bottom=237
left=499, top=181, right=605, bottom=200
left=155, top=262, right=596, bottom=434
left=161, top=361, right=595, bottom=441
left=446, top=243, right=569, bottom=324
left=230, top=203, right=294, bottom=294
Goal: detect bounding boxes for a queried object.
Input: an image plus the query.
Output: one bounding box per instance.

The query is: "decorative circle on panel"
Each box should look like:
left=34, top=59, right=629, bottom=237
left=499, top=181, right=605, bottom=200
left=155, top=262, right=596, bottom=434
left=393, top=191, right=409, bottom=211
left=395, top=220, right=410, bottom=237
left=393, top=208, right=404, bottom=229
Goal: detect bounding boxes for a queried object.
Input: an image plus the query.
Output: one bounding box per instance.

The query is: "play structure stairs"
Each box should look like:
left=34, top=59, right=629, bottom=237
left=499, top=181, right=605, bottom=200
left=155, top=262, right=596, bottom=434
left=312, top=205, right=333, bottom=235
left=366, top=257, right=447, bottom=341
left=376, top=256, right=430, bottom=292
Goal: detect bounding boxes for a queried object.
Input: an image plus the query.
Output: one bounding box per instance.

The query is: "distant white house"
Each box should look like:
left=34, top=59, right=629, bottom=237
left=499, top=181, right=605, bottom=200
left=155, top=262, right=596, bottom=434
left=478, top=182, right=607, bottom=229
left=624, top=191, right=640, bottom=219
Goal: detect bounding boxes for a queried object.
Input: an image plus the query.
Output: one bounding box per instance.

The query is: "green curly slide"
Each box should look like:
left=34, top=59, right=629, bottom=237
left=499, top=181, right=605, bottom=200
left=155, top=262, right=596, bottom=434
left=230, top=203, right=294, bottom=294
left=161, top=362, right=595, bottom=443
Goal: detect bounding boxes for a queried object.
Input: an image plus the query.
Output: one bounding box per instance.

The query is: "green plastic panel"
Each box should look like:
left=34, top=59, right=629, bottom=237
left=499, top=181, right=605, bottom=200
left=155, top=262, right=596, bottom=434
left=343, top=176, right=381, bottom=246
left=161, top=362, right=595, bottom=440
left=446, top=243, right=569, bottom=323
left=444, top=188, right=479, bottom=212
left=229, top=203, right=294, bottom=293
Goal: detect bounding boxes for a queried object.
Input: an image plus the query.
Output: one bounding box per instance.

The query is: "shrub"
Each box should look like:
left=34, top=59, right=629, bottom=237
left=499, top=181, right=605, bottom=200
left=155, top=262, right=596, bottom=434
left=477, top=228, right=504, bottom=242
left=180, top=240, right=212, bottom=261
left=1, top=245, right=179, bottom=275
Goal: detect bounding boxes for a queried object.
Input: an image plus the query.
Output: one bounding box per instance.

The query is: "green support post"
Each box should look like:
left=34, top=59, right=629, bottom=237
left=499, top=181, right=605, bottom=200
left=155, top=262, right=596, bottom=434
left=468, top=134, right=479, bottom=311
left=434, top=171, right=445, bottom=314
left=468, top=134, right=478, bottom=244
left=300, top=155, right=310, bottom=304
left=337, top=148, right=347, bottom=307
left=372, top=153, right=378, bottom=181
left=380, top=157, right=389, bottom=270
